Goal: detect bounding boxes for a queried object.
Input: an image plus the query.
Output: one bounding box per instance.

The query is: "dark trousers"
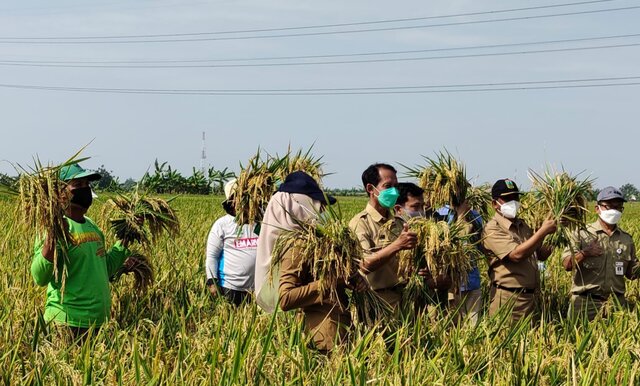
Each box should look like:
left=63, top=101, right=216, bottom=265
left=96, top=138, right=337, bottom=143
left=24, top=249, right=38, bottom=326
left=222, top=287, right=250, bottom=306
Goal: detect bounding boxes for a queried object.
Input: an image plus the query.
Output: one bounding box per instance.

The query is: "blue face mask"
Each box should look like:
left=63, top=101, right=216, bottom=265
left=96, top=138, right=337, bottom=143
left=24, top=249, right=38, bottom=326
left=374, top=187, right=400, bottom=209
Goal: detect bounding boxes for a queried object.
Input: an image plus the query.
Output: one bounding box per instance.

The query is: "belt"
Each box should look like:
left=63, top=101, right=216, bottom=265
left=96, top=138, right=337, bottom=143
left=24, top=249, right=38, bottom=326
left=576, top=292, right=609, bottom=302
left=492, top=283, right=536, bottom=294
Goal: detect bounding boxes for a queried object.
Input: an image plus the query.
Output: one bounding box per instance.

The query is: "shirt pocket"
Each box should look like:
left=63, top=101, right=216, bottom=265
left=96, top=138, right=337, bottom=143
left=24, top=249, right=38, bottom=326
left=581, top=256, right=604, bottom=271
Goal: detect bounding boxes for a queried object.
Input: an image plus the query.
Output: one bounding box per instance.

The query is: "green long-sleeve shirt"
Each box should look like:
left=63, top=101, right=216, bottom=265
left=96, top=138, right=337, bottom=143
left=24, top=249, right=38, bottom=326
left=31, top=216, right=130, bottom=328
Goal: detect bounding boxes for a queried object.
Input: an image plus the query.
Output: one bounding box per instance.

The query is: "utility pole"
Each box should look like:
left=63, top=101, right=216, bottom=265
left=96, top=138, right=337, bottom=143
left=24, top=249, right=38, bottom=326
left=200, top=131, right=207, bottom=174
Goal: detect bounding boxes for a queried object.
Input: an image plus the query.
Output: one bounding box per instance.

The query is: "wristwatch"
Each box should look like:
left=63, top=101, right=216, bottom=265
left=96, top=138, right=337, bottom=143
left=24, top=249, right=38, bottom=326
left=206, top=278, right=218, bottom=287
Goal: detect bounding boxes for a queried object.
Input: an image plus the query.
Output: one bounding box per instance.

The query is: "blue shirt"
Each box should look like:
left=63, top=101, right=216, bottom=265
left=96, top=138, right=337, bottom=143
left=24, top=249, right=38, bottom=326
left=436, top=206, right=483, bottom=292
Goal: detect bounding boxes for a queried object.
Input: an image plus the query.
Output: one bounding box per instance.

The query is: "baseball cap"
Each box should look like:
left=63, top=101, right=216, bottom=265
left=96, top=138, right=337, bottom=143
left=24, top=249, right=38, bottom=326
left=491, top=179, right=521, bottom=199
left=224, top=179, right=237, bottom=201
left=597, top=186, right=626, bottom=202
left=278, top=171, right=336, bottom=205
left=59, top=163, right=101, bottom=182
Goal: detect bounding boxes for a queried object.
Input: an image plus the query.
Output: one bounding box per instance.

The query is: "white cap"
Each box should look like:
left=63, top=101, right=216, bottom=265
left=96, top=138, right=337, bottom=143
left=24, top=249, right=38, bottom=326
left=224, top=179, right=238, bottom=200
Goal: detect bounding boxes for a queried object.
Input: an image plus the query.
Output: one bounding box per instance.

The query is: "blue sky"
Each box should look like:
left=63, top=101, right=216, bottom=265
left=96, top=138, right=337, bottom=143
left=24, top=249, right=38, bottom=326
left=1, top=0, right=639, bottom=189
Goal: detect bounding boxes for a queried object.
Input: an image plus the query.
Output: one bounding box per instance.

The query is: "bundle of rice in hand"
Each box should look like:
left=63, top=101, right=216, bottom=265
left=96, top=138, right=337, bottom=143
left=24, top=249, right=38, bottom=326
left=9, top=152, right=91, bottom=292
left=271, top=204, right=392, bottom=325
left=465, top=184, right=493, bottom=221
left=527, top=167, right=594, bottom=248
left=234, top=147, right=325, bottom=226
left=519, top=191, right=546, bottom=231
left=388, top=217, right=480, bottom=304
left=405, top=150, right=470, bottom=210
left=102, top=187, right=179, bottom=291
left=110, top=253, right=154, bottom=293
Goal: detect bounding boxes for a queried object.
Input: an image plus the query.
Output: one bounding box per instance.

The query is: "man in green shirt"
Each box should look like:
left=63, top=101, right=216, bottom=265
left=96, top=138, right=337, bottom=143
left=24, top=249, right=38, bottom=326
left=31, top=163, right=131, bottom=336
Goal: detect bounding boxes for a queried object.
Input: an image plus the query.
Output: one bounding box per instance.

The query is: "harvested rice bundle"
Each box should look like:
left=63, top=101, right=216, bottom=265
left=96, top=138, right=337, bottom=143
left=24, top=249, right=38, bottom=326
left=233, top=149, right=282, bottom=226
left=527, top=168, right=593, bottom=248
left=103, top=188, right=180, bottom=247
left=234, top=147, right=326, bottom=226
left=391, top=217, right=480, bottom=302
left=276, top=146, right=325, bottom=185
left=271, top=205, right=392, bottom=323
left=519, top=192, right=546, bottom=231
left=14, top=154, right=90, bottom=287
left=110, top=253, right=154, bottom=293
left=465, top=184, right=493, bottom=221
left=405, top=151, right=470, bottom=210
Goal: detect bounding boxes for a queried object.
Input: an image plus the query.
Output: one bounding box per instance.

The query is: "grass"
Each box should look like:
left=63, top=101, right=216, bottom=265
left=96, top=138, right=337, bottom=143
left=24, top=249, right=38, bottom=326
left=2, top=193, right=640, bottom=384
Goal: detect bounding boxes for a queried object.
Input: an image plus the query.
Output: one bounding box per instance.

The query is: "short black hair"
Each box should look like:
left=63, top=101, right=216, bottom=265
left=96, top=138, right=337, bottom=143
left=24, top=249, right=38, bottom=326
left=397, top=182, right=424, bottom=206
left=361, top=163, right=397, bottom=195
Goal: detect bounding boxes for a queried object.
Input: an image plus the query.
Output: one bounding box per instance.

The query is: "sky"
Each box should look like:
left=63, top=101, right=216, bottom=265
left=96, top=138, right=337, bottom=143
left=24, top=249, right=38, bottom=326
left=0, top=0, right=639, bottom=189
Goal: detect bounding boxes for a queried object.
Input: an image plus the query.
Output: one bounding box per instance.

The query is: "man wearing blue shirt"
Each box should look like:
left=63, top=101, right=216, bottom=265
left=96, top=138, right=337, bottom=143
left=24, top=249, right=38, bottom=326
left=436, top=200, right=484, bottom=324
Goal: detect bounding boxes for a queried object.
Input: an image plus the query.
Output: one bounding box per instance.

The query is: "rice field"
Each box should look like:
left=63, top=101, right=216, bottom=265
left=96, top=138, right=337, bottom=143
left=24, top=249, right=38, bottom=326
left=2, top=193, right=640, bottom=385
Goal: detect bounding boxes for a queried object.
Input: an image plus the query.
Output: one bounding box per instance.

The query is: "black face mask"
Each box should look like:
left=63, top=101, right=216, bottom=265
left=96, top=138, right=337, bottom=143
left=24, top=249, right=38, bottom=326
left=70, top=187, right=93, bottom=209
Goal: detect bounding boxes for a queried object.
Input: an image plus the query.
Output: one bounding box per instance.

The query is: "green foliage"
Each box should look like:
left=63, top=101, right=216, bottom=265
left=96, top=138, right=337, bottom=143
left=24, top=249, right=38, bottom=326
left=140, top=160, right=235, bottom=195
left=620, top=183, right=639, bottom=201
left=4, top=195, right=640, bottom=383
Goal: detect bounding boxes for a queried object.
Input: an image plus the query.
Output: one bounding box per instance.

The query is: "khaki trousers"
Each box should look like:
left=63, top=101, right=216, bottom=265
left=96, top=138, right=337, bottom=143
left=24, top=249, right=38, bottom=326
left=489, top=287, right=536, bottom=322
left=304, top=304, right=350, bottom=352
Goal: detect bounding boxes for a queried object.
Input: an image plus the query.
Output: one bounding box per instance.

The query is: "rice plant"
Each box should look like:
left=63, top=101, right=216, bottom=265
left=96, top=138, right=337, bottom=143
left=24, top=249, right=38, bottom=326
left=110, top=253, right=154, bottom=293
left=271, top=202, right=392, bottom=324
left=527, top=168, right=594, bottom=248
left=233, top=147, right=325, bottom=226
left=404, top=150, right=470, bottom=210
left=102, top=187, right=179, bottom=247
left=383, top=217, right=481, bottom=306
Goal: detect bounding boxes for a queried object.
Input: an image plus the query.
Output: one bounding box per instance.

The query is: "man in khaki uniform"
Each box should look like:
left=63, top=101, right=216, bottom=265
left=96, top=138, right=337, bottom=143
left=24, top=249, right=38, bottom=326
left=483, top=179, right=557, bottom=322
left=349, top=164, right=417, bottom=310
left=562, top=186, right=640, bottom=320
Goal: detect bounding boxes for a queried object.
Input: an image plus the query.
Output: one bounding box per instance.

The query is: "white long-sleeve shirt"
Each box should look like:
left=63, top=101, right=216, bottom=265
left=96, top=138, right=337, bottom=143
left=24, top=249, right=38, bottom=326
left=205, top=215, right=258, bottom=292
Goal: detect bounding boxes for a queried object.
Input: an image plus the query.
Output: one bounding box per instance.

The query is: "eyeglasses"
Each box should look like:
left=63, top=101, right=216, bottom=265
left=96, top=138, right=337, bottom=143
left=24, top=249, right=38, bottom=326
left=599, top=203, right=624, bottom=212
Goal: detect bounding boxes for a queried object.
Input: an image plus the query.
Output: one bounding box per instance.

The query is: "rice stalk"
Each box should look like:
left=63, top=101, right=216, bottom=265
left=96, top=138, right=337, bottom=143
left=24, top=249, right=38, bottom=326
left=465, top=184, right=493, bottom=221
left=110, top=253, right=154, bottom=293
left=102, top=187, right=180, bottom=247
left=13, top=150, right=91, bottom=294
left=527, top=168, right=594, bottom=248
left=275, top=145, right=326, bottom=185
left=387, top=217, right=481, bottom=302
left=271, top=203, right=392, bottom=323
left=404, top=150, right=470, bottom=210
left=234, top=147, right=325, bottom=226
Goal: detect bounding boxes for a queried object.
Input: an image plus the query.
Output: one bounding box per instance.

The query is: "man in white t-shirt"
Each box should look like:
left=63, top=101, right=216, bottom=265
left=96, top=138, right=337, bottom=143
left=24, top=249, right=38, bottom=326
left=205, top=179, right=259, bottom=306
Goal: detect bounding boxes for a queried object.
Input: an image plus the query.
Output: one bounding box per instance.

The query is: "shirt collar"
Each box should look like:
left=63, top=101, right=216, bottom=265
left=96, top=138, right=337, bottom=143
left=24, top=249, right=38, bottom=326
left=365, top=202, right=389, bottom=223
left=588, top=220, right=619, bottom=235
left=493, top=213, right=521, bottom=231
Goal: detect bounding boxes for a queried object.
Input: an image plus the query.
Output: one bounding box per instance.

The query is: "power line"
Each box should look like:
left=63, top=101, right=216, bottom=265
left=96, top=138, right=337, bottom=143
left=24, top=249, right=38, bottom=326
left=0, top=4, right=638, bottom=44
left=0, top=0, right=619, bottom=40
left=0, top=75, right=638, bottom=95
left=1, top=32, right=638, bottom=65
left=0, top=41, right=638, bottom=68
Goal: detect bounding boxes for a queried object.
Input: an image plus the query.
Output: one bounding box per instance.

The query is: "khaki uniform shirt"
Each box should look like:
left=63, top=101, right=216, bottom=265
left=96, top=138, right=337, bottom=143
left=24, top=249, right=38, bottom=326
left=278, top=245, right=349, bottom=351
left=562, top=221, right=638, bottom=297
left=349, top=203, right=403, bottom=291
left=483, top=214, right=539, bottom=290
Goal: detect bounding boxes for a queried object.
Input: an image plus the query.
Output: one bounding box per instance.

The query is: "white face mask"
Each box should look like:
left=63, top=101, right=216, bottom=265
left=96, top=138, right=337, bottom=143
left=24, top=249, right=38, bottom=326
left=499, top=200, right=521, bottom=219
left=598, top=207, right=622, bottom=225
